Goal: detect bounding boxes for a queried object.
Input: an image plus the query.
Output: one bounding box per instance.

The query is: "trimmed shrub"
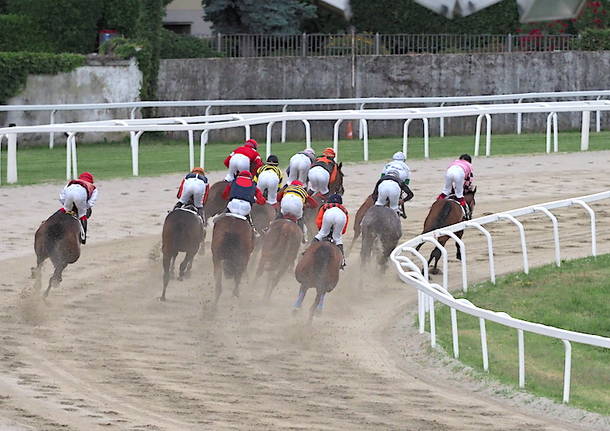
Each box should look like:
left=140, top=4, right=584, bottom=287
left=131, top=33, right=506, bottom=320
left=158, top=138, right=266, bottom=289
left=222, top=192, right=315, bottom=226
left=0, top=14, right=52, bottom=52
left=159, top=29, right=221, bottom=59
left=0, top=52, right=85, bottom=103
left=577, top=28, right=610, bottom=49
left=100, top=0, right=140, bottom=38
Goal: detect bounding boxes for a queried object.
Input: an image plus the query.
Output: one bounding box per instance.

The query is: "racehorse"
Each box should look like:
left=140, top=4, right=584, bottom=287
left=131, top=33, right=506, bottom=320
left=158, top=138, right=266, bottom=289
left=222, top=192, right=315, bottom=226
left=293, top=239, right=343, bottom=322
left=211, top=214, right=255, bottom=306
left=359, top=205, right=402, bottom=270
left=416, top=189, right=476, bottom=274
left=352, top=194, right=406, bottom=246
left=256, top=218, right=302, bottom=299
left=33, top=210, right=81, bottom=297
left=160, top=205, right=204, bottom=301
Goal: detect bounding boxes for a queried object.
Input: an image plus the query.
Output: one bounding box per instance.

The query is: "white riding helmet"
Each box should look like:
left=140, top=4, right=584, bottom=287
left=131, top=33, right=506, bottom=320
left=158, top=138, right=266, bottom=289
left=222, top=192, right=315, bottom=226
left=392, top=151, right=406, bottom=161
left=303, top=148, right=315, bottom=156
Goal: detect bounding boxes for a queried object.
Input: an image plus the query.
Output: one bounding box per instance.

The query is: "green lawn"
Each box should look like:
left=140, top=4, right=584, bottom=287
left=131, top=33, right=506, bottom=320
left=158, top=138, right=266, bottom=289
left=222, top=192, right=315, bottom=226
left=432, top=254, right=610, bottom=415
left=2, top=130, right=610, bottom=186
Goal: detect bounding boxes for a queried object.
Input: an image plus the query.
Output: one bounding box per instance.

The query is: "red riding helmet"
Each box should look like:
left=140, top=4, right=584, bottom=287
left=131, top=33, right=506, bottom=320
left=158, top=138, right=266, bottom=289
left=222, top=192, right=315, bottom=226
left=79, top=172, right=94, bottom=183
left=291, top=180, right=304, bottom=187
left=238, top=170, right=252, bottom=178
left=245, top=139, right=258, bottom=149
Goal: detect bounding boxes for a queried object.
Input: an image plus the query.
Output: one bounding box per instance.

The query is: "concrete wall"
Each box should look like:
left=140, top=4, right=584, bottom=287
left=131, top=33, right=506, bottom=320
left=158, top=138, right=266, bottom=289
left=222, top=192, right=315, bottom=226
left=158, top=51, right=610, bottom=142
left=4, top=58, right=142, bottom=143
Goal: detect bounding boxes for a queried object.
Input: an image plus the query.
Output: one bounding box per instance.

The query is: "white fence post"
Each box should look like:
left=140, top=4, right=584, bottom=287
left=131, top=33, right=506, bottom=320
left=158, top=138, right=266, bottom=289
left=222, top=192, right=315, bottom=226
left=439, top=229, right=468, bottom=292
left=562, top=340, right=572, bottom=403
left=361, top=119, right=369, bottom=161
left=533, top=206, right=561, bottom=267
left=545, top=112, right=558, bottom=153
left=0, top=134, right=3, bottom=185
left=49, top=109, right=57, bottom=149
left=333, top=119, right=343, bottom=160
left=200, top=130, right=209, bottom=168
left=498, top=214, right=529, bottom=274
left=439, top=103, right=445, bottom=137
left=130, top=131, right=143, bottom=176
left=266, top=121, right=276, bottom=160
left=7, top=130, right=18, bottom=184
left=581, top=111, right=590, bottom=151
left=572, top=199, right=596, bottom=257
left=281, top=104, right=288, bottom=143
left=358, top=103, right=365, bottom=139
left=465, top=222, right=496, bottom=284
left=518, top=329, right=525, bottom=388
left=479, top=318, right=489, bottom=371
left=517, top=98, right=523, bottom=134
left=301, top=119, right=312, bottom=149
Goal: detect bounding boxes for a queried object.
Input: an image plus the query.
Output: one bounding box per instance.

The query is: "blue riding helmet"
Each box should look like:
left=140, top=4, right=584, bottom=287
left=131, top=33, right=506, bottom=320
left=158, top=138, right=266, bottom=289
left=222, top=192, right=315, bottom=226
left=328, top=194, right=343, bottom=204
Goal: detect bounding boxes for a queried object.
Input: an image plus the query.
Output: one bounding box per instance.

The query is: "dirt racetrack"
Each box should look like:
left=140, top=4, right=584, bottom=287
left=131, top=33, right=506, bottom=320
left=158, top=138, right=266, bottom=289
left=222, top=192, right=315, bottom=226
left=1, top=151, right=610, bottom=431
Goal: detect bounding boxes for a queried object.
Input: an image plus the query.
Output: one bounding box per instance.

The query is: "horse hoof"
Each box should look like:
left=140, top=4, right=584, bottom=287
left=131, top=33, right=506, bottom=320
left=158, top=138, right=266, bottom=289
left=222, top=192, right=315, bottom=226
left=159, top=296, right=166, bottom=302
left=429, top=268, right=441, bottom=275
left=177, top=276, right=184, bottom=282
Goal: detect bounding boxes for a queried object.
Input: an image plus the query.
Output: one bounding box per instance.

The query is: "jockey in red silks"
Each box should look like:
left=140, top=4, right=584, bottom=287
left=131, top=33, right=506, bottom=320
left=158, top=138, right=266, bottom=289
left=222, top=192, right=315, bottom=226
left=223, top=139, right=263, bottom=182
left=222, top=170, right=266, bottom=233
left=437, top=154, right=474, bottom=215
left=58, top=171, right=98, bottom=244
left=174, top=166, right=209, bottom=219
left=314, top=193, right=349, bottom=268
left=308, top=147, right=338, bottom=196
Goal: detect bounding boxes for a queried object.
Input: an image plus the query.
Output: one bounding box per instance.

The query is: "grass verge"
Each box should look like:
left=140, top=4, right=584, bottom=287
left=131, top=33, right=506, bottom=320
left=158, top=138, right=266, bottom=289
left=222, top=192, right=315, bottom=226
left=2, top=130, right=610, bottom=186
left=432, top=254, right=610, bottom=415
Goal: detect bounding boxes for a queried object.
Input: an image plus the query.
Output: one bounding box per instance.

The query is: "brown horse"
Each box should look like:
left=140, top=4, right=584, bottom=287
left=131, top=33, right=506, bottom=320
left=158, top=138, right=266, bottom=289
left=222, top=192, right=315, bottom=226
left=211, top=214, right=255, bottom=306
left=416, top=189, right=476, bottom=274
left=352, top=194, right=407, bottom=246
left=360, top=205, right=402, bottom=270
left=33, top=210, right=81, bottom=297
left=257, top=218, right=302, bottom=299
left=293, top=240, right=343, bottom=322
left=160, top=206, right=204, bottom=301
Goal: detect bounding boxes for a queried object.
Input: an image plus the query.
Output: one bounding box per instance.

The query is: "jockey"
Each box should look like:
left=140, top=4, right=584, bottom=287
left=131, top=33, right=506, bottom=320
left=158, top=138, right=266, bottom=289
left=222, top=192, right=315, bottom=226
left=437, top=154, right=474, bottom=215
left=372, top=169, right=414, bottom=217
left=222, top=170, right=266, bottom=232
left=58, top=171, right=98, bottom=244
left=286, top=148, right=315, bottom=184
left=277, top=180, right=318, bottom=240
left=308, top=147, right=337, bottom=196
left=254, top=154, right=283, bottom=205
left=314, top=193, right=349, bottom=268
left=382, top=151, right=411, bottom=187
left=223, top=138, right=263, bottom=181
left=174, top=167, right=209, bottom=219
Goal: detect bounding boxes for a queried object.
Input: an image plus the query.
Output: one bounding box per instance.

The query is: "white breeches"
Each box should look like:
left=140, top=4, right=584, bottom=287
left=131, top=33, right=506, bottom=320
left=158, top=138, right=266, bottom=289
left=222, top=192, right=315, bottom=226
left=314, top=207, right=346, bottom=245
left=287, top=153, right=311, bottom=184
left=442, top=165, right=466, bottom=198
left=280, top=194, right=304, bottom=219
left=227, top=199, right=252, bottom=217
left=256, top=170, right=280, bottom=204
left=375, top=180, right=401, bottom=211
left=308, top=166, right=330, bottom=195
left=62, top=184, right=88, bottom=218
left=224, top=153, right=250, bottom=181
left=179, top=178, right=206, bottom=208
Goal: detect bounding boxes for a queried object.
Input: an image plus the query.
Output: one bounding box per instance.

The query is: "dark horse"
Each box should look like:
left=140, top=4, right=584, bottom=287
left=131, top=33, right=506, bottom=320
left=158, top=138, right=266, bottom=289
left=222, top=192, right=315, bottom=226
left=359, top=205, right=402, bottom=270
left=416, top=189, right=476, bottom=274
left=33, top=210, right=81, bottom=297
left=160, top=206, right=204, bottom=301
left=294, top=239, right=343, bottom=322
left=204, top=180, right=276, bottom=233
left=352, top=194, right=406, bottom=244
left=211, top=214, right=255, bottom=306
left=257, top=218, right=302, bottom=299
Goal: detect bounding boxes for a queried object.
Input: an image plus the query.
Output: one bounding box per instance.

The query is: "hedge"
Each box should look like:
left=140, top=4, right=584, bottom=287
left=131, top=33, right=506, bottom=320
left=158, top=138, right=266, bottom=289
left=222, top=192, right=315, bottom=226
left=100, top=0, right=140, bottom=39
left=0, top=52, right=85, bottom=103
left=6, top=0, right=102, bottom=54
left=159, top=29, right=221, bottom=59
left=0, top=14, right=52, bottom=52
left=577, top=28, right=610, bottom=50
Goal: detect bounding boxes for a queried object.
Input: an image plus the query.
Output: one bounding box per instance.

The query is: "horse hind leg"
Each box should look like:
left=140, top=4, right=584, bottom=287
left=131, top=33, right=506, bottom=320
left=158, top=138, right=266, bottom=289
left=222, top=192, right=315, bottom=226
left=44, top=261, right=67, bottom=298
left=293, top=284, right=307, bottom=312
left=178, top=251, right=195, bottom=281
left=309, top=289, right=325, bottom=323
left=428, top=248, right=442, bottom=275
left=213, top=257, right=223, bottom=307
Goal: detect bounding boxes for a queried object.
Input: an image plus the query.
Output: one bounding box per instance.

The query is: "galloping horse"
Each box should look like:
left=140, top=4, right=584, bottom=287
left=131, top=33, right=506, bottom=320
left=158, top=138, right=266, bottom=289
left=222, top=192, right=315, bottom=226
left=294, top=239, right=343, bottom=322
left=160, top=206, right=204, bottom=301
left=359, top=205, right=402, bottom=270
left=416, top=189, right=476, bottom=274
left=257, top=218, right=302, bottom=299
left=33, top=210, right=82, bottom=297
left=211, top=214, right=255, bottom=306
left=352, top=194, right=406, bottom=244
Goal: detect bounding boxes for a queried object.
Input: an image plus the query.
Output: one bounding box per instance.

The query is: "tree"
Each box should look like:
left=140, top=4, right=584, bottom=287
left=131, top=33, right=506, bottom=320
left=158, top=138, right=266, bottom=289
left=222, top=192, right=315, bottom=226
left=202, top=0, right=316, bottom=34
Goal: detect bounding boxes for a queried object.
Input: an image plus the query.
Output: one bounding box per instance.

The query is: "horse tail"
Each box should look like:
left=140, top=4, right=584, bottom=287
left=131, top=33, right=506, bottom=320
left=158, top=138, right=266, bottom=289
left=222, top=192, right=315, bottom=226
left=220, top=231, right=241, bottom=278
left=430, top=200, right=454, bottom=232
left=313, top=243, right=332, bottom=287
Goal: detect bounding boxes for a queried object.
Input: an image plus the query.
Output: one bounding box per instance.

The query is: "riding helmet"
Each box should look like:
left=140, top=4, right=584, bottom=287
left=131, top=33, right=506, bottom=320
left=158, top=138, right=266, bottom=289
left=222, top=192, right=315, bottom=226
left=322, top=148, right=336, bottom=158
left=291, top=180, right=304, bottom=187
left=238, top=170, right=252, bottom=178
left=267, top=154, right=279, bottom=165
left=392, top=151, right=406, bottom=161
left=245, top=139, right=258, bottom=149
left=79, top=172, right=94, bottom=183
left=459, top=154, right=472, bottom=163
left=191, top=166, right=205, bottom=175
left=327, top=194, right=342, bottom=204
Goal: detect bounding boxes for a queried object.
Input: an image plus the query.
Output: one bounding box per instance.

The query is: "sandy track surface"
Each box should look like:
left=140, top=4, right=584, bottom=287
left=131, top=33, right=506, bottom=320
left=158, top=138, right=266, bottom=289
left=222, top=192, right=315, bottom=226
left=1, top=151, right=609, bottom=430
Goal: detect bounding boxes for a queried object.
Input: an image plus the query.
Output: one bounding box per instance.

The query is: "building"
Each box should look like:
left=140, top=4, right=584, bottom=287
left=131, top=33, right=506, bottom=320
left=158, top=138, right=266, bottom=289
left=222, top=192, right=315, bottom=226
left=163, top=0, right=211, bottom=35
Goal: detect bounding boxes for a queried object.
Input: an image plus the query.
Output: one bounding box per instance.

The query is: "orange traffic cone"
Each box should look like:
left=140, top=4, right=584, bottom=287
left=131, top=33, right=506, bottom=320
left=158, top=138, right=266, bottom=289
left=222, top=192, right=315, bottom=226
left=346, top=121, right=353, bottom=139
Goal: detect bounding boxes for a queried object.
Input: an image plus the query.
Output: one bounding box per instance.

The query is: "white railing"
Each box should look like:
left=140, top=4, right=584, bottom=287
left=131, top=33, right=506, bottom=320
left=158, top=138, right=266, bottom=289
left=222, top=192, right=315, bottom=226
left=390, top=191, right=610, bottom=404
left=1, top=100, right=609, bottom=185
left=2, top=90, right=610, bottom=149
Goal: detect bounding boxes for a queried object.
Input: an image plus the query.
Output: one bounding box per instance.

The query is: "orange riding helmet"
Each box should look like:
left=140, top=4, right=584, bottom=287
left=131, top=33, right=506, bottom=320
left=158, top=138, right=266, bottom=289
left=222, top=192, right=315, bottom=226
left=191, top=167, right=205, bottom=175
left=322, top=148, right=336, bottom=158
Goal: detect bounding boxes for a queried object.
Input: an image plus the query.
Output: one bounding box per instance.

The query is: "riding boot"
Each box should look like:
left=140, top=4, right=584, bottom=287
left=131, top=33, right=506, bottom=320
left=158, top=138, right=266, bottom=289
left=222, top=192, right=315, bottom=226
left=79, top=217, right=88, bottom=245
left=247, top=215, right=260, bottom=238
left=436, top=193, right=447, bottom=201
left=296, top=218, right=307, bottom=243
left=196, top=206, right=205, bottom=221
left=173, top=201, right=183, bottom=211
left=337, top=244, right=346, bottom=269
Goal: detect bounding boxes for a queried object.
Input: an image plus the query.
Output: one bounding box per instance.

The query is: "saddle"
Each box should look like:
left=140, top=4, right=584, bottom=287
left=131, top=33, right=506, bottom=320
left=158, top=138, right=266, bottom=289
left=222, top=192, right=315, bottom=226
left=446, top=194, right=471, bottom=220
